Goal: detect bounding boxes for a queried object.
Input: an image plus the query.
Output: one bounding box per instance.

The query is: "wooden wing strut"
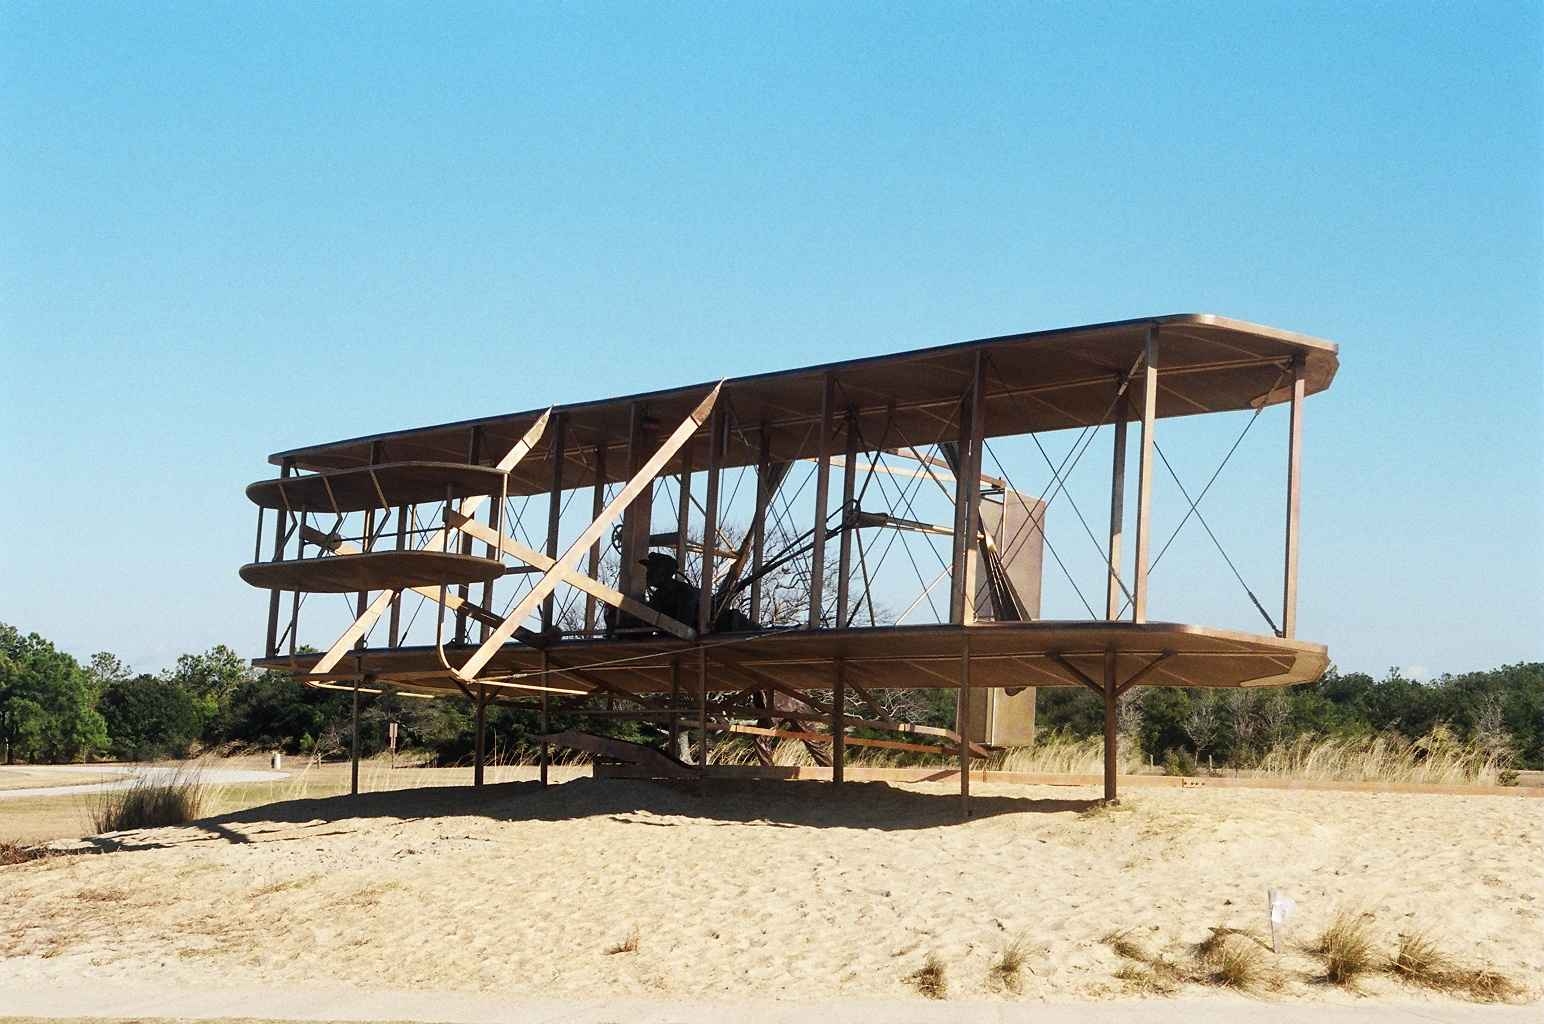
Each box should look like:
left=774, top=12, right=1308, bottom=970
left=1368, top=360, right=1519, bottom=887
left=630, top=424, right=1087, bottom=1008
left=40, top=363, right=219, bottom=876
left=455, top=384, right=724, bottom=681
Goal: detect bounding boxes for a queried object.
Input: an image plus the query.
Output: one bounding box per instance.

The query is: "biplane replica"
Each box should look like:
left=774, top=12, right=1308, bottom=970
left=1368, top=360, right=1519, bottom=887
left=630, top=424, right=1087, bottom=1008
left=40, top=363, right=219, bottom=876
left=241, top=313, right=1338, bottom=809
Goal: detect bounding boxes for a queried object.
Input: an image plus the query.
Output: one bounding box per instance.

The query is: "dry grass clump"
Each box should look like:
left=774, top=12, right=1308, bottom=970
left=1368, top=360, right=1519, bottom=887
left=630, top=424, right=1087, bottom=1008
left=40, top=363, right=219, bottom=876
left=905, top=953, right=947, bottom=999
left=1454, top=966, right=1524, bottom=1003
left=1194, top=927, right=1277, bottom=992
left=249, top=874, right=321, bottom=898
left=1079, top=799, right=1134, bottom=820
left=1105, top=925, right=1278, bottom=994
left=1388, top=931, right=1524, bottom=1003
left=1102, top=928, right=1149, bottom=962
left=604, top=926, right=640, bottom=955
left=1113, top=962, right=1181, bottom=995
left=988, top=932, right=1035, bottom=994
left=1256, top=726, right=1511, bottom=786
left=72, top=886, right=127, bottom=903
left=0, top=840, right=56, bottom=866
left=1311, top=909, right=1378, bottom=986
left=1389, top=930, right=1451, bottom=985
left=88, top=764, right=209, bottom=833
left=1103, top=930, right=1184, bottom=994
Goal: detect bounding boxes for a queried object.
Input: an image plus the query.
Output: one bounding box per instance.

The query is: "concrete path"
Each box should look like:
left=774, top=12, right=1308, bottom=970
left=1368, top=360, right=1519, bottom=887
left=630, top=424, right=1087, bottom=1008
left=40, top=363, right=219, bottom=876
left=0, top=764, right=288, bottom=800
left=0, top=982, right=1534, bottom=1023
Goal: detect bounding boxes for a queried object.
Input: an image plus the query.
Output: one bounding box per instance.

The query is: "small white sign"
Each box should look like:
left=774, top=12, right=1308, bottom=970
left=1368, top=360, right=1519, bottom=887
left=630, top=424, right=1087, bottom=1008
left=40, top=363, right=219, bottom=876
left=1267, top=888, right=1295, bottom=953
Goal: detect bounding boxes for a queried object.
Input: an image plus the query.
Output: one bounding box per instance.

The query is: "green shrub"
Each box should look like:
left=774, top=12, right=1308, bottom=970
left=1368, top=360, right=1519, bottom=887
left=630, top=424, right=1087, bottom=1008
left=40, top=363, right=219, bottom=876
left=1162, top=749, right=1198, bottom=776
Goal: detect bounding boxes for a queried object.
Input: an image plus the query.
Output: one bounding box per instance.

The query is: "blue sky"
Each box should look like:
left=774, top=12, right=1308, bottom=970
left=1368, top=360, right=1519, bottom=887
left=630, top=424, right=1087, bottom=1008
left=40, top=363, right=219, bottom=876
left=2, top=2, right=1539, bottom=678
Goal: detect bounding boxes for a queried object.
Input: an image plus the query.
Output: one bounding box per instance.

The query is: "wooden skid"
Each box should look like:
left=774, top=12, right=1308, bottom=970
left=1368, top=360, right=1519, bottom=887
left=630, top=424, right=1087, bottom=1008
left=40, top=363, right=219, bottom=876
left=710, top=721, right=985, bottom=758
left=536, top=729, right=697, bottom=779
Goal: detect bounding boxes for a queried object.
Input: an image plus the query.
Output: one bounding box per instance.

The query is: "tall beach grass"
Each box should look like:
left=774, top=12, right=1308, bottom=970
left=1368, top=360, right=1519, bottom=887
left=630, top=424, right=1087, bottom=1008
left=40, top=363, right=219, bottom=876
left=1254, top=726, right=1511, bottom=786
left=87, top=763, right=210, bottom=832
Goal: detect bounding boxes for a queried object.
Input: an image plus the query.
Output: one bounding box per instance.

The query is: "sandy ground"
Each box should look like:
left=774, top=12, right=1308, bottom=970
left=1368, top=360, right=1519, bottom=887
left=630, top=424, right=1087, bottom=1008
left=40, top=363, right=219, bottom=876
left=1, top=996, right=1540, bottom=1023
left=1, top=771, right=1539, bottom=1009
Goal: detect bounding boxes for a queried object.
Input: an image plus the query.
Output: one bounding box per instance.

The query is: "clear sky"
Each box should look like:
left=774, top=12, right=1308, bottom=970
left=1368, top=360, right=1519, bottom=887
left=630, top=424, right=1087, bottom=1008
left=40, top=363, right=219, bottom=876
left=2, top=2, right=1540, bottom=679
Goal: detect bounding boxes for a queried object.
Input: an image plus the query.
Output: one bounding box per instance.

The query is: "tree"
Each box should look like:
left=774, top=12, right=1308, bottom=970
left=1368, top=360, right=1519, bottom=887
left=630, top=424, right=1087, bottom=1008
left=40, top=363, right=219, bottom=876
left=1257, top=689, right=1292, bottom=746
left=1180, top=690, right=1223, bottom=761
left=0, top=623, right=107, bottom=762
left=1225, top=690, right=1260, bottom=763
left=86, top=652, right=132, bottom=690
left=221, top=669, right=346, bottom=753
left=98, top=674, right=204, bottom=760
left=167, top=645, right=251, bottom=740
left=0, top=625, right=44, bottom=763
left=1116, top=688, right=1147, bottom=737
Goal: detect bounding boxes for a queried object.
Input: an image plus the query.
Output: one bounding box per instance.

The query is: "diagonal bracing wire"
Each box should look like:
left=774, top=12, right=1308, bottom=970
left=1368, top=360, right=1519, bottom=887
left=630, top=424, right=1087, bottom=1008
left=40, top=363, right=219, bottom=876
left=1156, top=444, right=1279, bottom=635
left=980, top=435, right=1104, bottom=617
left=973, top=350, right=1148, bottom=617
left=1111, top=365, right=1290, bottom=633
left=858, top=404, right=963, bottom=596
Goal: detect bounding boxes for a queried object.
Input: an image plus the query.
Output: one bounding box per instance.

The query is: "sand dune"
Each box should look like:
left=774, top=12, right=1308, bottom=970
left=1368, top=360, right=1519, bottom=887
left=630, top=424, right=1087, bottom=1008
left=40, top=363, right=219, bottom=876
left=1, top=772, right=1538, bottom=1005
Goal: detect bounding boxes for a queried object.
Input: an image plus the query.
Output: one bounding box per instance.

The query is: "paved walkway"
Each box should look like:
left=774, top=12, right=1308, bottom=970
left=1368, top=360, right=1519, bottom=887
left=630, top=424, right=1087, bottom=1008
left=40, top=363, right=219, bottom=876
left=0, top=982, right=1534, bottom=1023
left=0, top=764, right=288, bottom=800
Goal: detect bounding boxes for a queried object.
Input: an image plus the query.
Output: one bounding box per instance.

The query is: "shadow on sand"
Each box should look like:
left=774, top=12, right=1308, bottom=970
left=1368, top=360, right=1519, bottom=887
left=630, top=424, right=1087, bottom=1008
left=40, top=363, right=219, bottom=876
left=78, top=776, right=1101, bottom=852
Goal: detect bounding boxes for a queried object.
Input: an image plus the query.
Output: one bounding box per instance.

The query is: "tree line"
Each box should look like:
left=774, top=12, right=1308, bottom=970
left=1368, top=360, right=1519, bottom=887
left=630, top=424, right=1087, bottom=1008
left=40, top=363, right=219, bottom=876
left=2, top=621, right=1540, bottom=769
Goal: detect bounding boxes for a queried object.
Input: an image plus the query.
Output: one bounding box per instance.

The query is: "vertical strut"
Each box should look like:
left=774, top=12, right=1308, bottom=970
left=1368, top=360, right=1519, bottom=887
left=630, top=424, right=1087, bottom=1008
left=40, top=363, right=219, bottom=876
left=697, top=408, right=723, bottom=769
left=749, top=427, right=770, bottom=623
left=1132, top=325, right=1159, bottom=623
left=834, top=405, right=859, bottom=627
left=289, top=509, right=304, bottom=656
left=1106, top=384, right=1129, bottom=620
left=584, top=443, right=607, bottom=635
left=542, top=414, right=567, bottom=632
left=265, top=459, right=293, bottom=658
left=675, top=438, right=693, bottom=571
left=1282, top=357, right=1305, bottom=638
left=356, top=442, right=383, bottom=650
left=808, top=373, right=836, bottom=628
left=456, top=427, right=484, bottom=644
left=389, top=504, right=407, bottom=646
left=949, top=352, right=986, bottom=624
left=950, top=352, right=986, bottom=816
left=618, top=402, right=651, bottom=599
